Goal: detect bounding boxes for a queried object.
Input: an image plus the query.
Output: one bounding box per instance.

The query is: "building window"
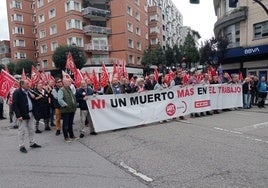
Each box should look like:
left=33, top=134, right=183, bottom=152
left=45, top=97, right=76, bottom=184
left=128, top=39, right=133, bottom=48
left=136, top=27, right=141, bottom=36
left=10, top=1, right=22, bottom=9
left=127, top=22, right=133, bottom=32
left=34, top=40, right=38, bottom=46
left=32, top=15, right=36, bottom=22
left=41, top=45, right=47, bottom=53
left=150, top=26, right=159, bottom=33
left=135, top=0, right=140, bottom=6
left=42, top=60, right=48, bottom=69
left=67, top=37, right=83, bottom=47
left=137, top=57, right=141, bottom=65
left=136, top=42, right=141, bottom=51
left=51, top=42, right=58, bottom=51
left=37, top=0, right=44, bottom=8
left=145, top=33, right=148, bottom=40
left=127, top=6, right=132, bottom=16
left=128, top=55, right=134, bottom=64
left=39, top=14, right=45, bottom=23
left=150, top=14, right=158, bottom=22
left=151, top=38, right=158, bottom=45
left=145, top=19, right=148, bottom=26
left=50, top=25, right=57, bottom=35
left=15, top=52, right=26, bottom=59
left=254, top=21, right=268, bottom=39
left=65, top=1, right=81, bottom=12
left=135, top=12, right=140, bottom=21
left=48, top=0, right=53, bottom=2
left=225, top=23, right=240, bottom=48
left=66, top=19, right=82, bottom=30
left=30, top=3, right=35, bottom=9
left=49, top=8, right=56, bottom=19
left=39, top=29, right=46, bottom=38
left=11, top=14, right=23, bottom=22
left=33, top=28, right=37, bottom=34
left=12, top=27, right=24, bottom=34
left=14, top=40, right=25, bottom=47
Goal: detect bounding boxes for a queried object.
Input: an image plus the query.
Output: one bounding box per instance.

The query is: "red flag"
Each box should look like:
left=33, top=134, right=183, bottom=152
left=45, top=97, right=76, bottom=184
left=197, top=73, right=204, bottom=82
left=84, top=71, right=93, bottom=83
left=117, top=59, right=123, bottom=79
left=91, top=69, right=99, bottom=92
left=21, top=68, right=26, bottom=80
left=239, top=72, right=244, bottom=81
left=31, top=66, right=41, bottom=84
left=47, top=73, right=55, bottom=82
left=100, top=64, right=109, bottom=87
left=112, top=62, right=118, bottom=79
left=164, top=74, right=171, bottom=86
left=183, top=73, right=188, bottom=85
left=73, top=69, right=84, bottom=88
left=154, top=68, right=159, bottom=82
left=122, top=60, right=128, bottom=80
left=169, top=69, right=175, bottom=81
left=65, top=51, right=77, bottom=73
left=40, top=70, right=48, bottom=83
left=0, top=70, right=17, bottom=98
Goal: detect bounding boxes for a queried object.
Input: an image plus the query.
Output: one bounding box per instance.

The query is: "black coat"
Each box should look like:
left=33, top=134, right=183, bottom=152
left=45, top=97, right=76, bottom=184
left=12, top=88, right=33, bottom=119
left=75, top=86, right=94, bottom=110
left=33, top=89, right=50, bottom=120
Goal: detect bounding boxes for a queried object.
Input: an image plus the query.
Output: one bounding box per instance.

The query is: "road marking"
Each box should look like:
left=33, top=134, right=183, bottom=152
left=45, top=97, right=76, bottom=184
left=235, top=122, right=268, bottom=132
left=119, top=162, right=153, bottom=182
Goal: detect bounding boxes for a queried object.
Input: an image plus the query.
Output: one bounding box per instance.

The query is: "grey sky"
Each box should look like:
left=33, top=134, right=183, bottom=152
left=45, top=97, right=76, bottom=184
left=0, top=1, right=217, bottom=42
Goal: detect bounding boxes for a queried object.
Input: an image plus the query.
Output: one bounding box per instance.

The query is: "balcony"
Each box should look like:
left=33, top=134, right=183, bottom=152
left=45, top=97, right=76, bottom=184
left=85, top=58, right=118, bottom=65
left=84, top=43, right=112, bottom=52
left=83, top=25, right=112, bottom=36
left=214, top=6, right=248, bottom=36
left=82, top=7, right=110, bottom=20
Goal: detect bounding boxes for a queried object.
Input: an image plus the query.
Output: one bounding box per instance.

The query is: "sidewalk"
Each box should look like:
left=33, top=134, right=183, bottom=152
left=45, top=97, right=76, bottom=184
left=0, top=118, right=147, bottom=188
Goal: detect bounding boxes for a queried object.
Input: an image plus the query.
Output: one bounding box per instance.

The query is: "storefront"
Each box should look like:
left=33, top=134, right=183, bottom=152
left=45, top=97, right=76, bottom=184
left=223, top=44, right=268, bottom=79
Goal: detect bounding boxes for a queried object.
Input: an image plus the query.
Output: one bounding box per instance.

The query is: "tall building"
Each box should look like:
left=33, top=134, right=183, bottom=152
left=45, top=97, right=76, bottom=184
left=0, top=40, right=11, bottom=65
left=214, top=0, right=268, bottom=78
left=6, top=0, right=184, bottom=75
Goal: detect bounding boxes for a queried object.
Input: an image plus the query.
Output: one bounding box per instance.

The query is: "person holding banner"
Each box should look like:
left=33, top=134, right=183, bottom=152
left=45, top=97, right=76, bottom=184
left=242, top=77, right=252, bottom=109
left=58, top=78, right=78, bottom=143
left=145, top=74, right=157, bottom=90
left=13, top=80, right=41, bottom=153
left=75, top=80, right=96, bottom=138
left=105, top=77, right=123, bottom=95
left=133, top=77, right=146, bottom=93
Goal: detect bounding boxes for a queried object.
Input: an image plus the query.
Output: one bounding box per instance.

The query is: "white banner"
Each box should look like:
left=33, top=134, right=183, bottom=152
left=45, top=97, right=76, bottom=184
left=87, top=84, right=243, bottom=133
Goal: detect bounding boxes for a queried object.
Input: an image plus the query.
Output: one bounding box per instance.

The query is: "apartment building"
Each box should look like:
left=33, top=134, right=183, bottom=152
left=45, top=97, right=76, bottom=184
left=180, top=26, right=201, bottom=46
left=214, top=0, right=268, bottom=79
left=147, top=0, right=183, bottom=50
left=6, top=0, right=184, bottom=75
left=0, top=40, right=11, bottom=65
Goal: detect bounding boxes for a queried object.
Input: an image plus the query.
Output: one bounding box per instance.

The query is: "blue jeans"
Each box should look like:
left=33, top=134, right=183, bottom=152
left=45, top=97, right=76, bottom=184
left=61, top=112, right=75, bottom=139
left=243, top=93, right=251, bottom=109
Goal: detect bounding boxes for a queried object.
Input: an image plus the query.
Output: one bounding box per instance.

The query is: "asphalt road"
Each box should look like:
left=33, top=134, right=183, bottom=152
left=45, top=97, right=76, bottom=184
left=0, top=105, right=268, bottom=188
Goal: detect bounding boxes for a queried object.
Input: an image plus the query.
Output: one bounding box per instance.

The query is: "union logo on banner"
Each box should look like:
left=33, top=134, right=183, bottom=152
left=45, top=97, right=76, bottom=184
left=0, top=70, right=17, bottom=98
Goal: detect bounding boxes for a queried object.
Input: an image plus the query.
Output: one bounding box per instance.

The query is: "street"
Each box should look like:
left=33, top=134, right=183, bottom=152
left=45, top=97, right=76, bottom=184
left=0, top=106, right=268, bottom=188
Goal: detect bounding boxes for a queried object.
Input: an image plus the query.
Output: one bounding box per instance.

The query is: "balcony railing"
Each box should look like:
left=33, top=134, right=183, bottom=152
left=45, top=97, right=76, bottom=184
left=85, top=58, right=119, bottom=65
left=84, top=43, right=112, bottom=51
left=83, top=25, right=112, bottom=35
left=82, top=7, right=110, bottom=18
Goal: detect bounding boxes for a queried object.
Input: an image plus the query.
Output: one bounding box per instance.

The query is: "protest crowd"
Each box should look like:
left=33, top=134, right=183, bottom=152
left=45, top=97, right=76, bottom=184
left=0, top=53, right=267, bottom=153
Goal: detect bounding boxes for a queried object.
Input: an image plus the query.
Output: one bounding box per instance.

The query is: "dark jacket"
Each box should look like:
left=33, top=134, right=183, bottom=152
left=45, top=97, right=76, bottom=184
left=32, top=89, right=50, bottom=120
left=242, top=82, right=251, bottom=94
left=51, top=86, right=61, bottom=109
left=12, top=88, right=33, bottom=119
left=75, top=86, right=94, bottom=110
left=145, top=79, right=156, bottom=90
left=173, top=77, right=183, bottom=86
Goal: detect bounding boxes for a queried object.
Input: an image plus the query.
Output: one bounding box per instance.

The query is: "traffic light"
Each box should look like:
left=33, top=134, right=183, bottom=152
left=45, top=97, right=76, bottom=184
left=229, top=0, right=238, bottom=8
left=190, top=0, right=199, bottom=4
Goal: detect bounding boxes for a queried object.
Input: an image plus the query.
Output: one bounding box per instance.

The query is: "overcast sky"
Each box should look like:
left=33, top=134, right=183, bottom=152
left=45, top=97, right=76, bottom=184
left=0, top=0, right=217, bottom=42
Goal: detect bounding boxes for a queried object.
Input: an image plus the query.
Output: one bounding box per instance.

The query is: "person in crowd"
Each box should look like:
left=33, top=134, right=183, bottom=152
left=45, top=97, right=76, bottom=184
left=229, top=74, right=239, bottom=84
left=51, top=78, right=63, bottom=136
left=47, top=80, right=56, bottom=127
left=145, top=74, right=157, bottom=90
left=121, top=77, right=133, bottom=93
left=251, top=76, right=259, bottom=106
left=6, top=87, right=18, bottom=128
left=0, top=96, right=6, bottom=120
left=12, top=79, right=41, bottom=153
left=130, top=76, right=137, bottom=90
left=200, top=73, right=213, bottom=115
left=105, top=77, right=123, bottom=94
left=210, top=75, right=220, bottom=114
left=133, top=77, right=146, bottom=93
left=75, top=79, right=96, bottom=138
left=221, top=72, right=231, bottom=83
left=154, top=75, right=168, bottom=90
left=58, top=78, right=78, bottom=142
left=242, top=77, right=252, bottom=109
left=32, top=82, right=51, bottom=133
left=188, top=70, right=201, bottom=117
left=257, top=76, right=268, bottom=108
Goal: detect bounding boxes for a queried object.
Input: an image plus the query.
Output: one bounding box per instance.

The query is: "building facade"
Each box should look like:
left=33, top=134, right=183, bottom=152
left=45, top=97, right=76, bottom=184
left=6, top=0, right=184, bottom=75
left=0, top=40, right=11, bottom=65
left=214, top=0, right=268, bottom=79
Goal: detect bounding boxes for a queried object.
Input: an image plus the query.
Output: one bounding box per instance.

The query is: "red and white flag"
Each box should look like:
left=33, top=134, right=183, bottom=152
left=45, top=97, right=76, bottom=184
left=40, top=70, right=48, bottom=83
left=47, top=73, right=55, bottom=82
left=91, top=69, right=99, bottom=92
left=65, top=51, right=76, bottom=73
left=154, top=68, right=159, bottom=82
left=31, top=66, right=41, bottom=84
left=73, top=69, right=84, bottom=88
left=0, top=70, right=17, bottom=98
left=100, top=64, right=109, bottom=87
left=21, top=68, right=26, bottom=80
left=112, top=62, right=118, bottom=79
left=122, top=60, right=128, bottom=80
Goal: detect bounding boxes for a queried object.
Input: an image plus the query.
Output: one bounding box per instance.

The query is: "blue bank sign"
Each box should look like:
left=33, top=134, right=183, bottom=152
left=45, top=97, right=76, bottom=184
left=226, top=44, right=268, bottom=58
